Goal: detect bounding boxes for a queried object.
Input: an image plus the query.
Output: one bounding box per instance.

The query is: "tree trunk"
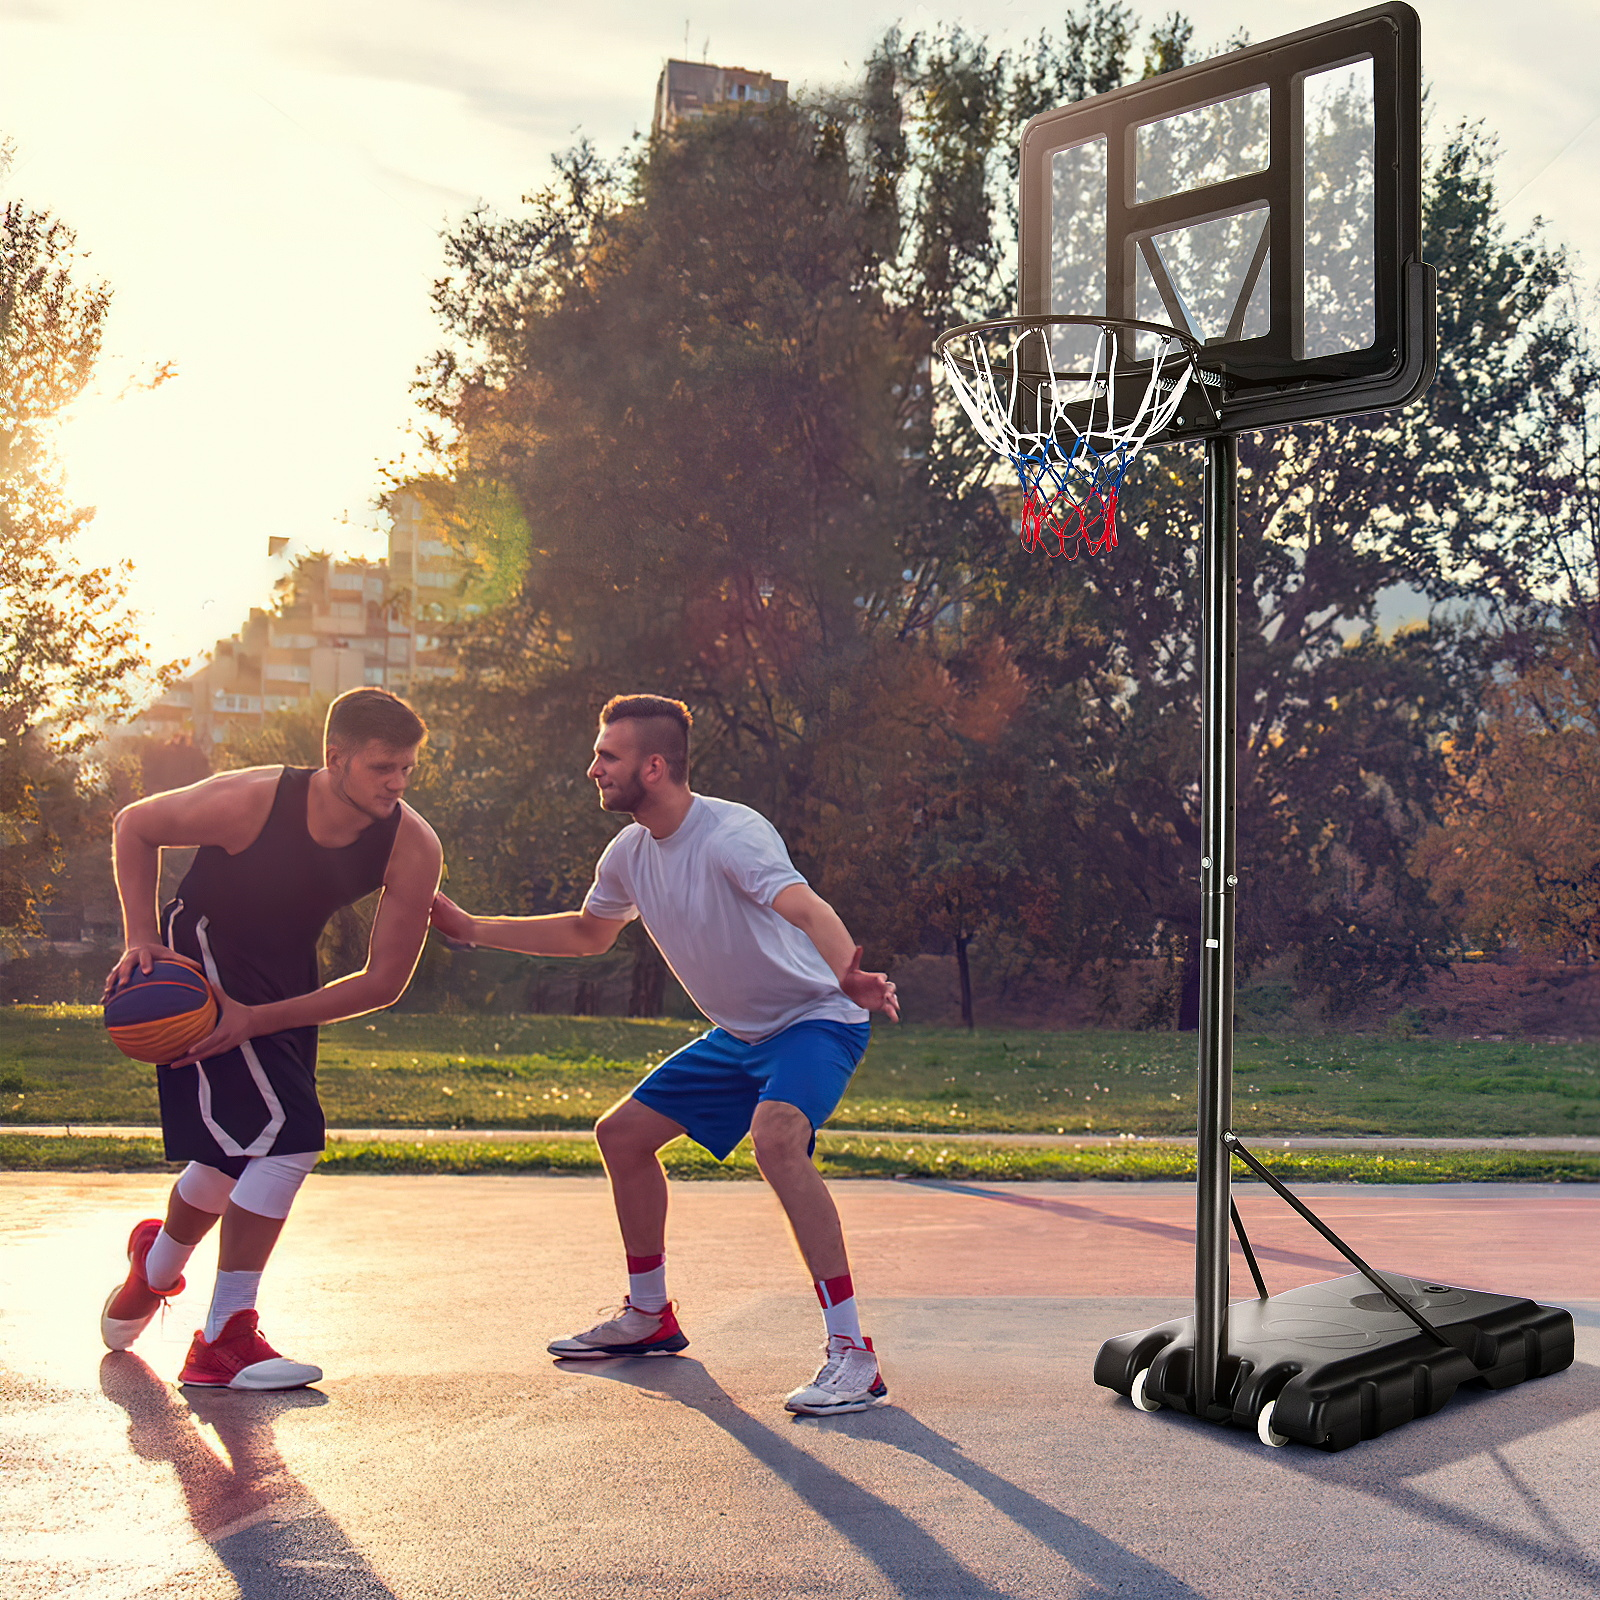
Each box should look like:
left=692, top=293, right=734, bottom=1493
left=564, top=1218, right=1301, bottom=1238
left=630, top=939, right=666, bottom=1017
left=955, top=932, right=975, bottom=1031
left=1177, top=932, right=1202, bottom=1031
left=572, top=977, right=602, bottom=1016
left=522, top=970, right=550, bottom=1013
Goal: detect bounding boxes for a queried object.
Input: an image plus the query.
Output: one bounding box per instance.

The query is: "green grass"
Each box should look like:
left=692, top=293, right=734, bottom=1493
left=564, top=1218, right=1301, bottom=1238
left=5, top=1006, right=1600, bottom=1139
left=4, top=1131, right=1599, bottom=1183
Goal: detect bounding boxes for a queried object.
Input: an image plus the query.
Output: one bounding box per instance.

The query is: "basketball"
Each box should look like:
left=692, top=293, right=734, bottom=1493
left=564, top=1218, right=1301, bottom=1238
left=103, top=956, right=219, bottom=1064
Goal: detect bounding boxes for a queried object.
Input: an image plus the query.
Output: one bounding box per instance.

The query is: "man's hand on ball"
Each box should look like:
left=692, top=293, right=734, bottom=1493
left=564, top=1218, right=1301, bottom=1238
left=841, top=947, right=900, bottom=1022
left=103, top=942, right=182, bottom=1001
left=172, top=991, right=257, bottom=1068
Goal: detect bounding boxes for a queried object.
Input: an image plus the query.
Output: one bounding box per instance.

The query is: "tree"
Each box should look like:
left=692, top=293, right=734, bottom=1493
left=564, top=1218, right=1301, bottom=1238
left=417, top=109, right=937, bottom=936
left=414, top=15, right=1148, bottom=1007
left=1, top=161, right=147, bottom=945
left=1414, top=639, right=1600, bottom=959
left=799, top=636, right=1037, bottom=1028
left=1524, top=293, right=1600, bottom=656
left=413, top=15, right=1598, bottom=1020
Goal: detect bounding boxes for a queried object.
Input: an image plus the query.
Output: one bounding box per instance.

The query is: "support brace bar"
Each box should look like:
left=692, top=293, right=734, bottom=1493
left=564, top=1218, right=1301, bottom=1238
left=1230, top=1199, right=1269, bottom=1301
left=1223, top=1131, right=1457, bottom=1352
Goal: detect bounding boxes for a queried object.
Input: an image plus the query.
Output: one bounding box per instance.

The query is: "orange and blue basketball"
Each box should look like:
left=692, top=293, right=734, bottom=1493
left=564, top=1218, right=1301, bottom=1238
left=103, top=956, right=219, bottom=1064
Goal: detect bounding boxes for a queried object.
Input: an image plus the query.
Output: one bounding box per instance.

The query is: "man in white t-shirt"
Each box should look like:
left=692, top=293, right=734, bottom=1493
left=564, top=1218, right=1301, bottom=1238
left=429, top=694, right=900, bottom=1414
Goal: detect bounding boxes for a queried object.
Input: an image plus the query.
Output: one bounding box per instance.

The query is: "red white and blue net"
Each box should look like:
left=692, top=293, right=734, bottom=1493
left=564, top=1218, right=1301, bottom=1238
left=937, top=318, right=1200, bottom=559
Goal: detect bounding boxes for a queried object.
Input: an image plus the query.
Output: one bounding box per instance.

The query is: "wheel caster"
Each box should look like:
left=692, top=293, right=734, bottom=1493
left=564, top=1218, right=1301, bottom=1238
left=1256, top=1399, right=1289, bottom=1447
left=1130, top=1367, right=1162, bottom=1412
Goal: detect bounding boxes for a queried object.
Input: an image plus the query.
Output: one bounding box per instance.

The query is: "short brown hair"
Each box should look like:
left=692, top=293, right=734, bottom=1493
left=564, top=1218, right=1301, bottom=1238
left=325, top=688, right=428, bottom=754
left=600, top=694, right=692, bottom=785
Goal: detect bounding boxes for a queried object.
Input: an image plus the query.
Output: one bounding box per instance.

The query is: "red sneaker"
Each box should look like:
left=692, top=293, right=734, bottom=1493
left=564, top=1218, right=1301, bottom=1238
left=101, top=1219, right=186, bottom=1351
left=178, top=1310, right=322, bottom=1390
left=547, top=1299, right=689, bottom=1358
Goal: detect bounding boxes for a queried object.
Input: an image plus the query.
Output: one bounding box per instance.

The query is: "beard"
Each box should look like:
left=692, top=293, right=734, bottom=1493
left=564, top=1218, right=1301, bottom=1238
left=599, top=774, right=648, bottom=814
left=331, top=770, right=398, bottom=821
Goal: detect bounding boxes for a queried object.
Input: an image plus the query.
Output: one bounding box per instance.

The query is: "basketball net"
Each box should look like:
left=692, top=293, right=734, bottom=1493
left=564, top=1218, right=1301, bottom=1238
left=938, top=320, right=1200, bottom=560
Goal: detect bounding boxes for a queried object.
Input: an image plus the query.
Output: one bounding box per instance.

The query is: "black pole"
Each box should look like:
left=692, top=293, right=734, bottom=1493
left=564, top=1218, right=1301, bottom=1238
left=1193, top=432, right=1238, bottom=1418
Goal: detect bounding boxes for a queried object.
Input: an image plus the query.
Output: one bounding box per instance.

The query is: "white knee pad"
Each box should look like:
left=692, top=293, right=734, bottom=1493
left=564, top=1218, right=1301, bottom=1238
left=229, top=1150, right=322, bottom=1221
left=175, top=1161, right=237, bottom=1214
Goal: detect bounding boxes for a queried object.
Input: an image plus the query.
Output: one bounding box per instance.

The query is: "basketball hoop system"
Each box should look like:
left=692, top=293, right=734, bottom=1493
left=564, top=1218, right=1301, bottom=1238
left=919, top=8, right=1572, bottom=1458
left=934, top=314, right=1223, bottom=559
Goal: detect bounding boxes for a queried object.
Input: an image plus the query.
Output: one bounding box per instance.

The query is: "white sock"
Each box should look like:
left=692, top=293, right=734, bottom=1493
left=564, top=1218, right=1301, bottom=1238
left=626, top=1253, right=668, bottom=1314
left=144, top=1228, right=195, bottom=1293
left=816, top=1273, right=863, bottom=1344
left=205, top=1271, right=263, bottom=1341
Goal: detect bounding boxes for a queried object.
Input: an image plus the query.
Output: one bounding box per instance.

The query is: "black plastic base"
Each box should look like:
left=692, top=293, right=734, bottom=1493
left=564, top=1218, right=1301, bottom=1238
left=1095, top=1273, right=1574, bottom=1452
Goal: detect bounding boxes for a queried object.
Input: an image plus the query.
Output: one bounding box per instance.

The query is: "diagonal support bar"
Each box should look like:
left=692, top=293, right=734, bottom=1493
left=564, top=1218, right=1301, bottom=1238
left=1230, top=1199, right=1270, bottom=1301
left=1222, top=1131, right=1457, bottom=1352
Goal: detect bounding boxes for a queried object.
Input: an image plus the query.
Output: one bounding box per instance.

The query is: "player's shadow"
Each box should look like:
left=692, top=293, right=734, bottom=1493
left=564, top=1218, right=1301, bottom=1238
left=99, top=1353, right=397, bottom=1599
left=559, top=1354, right=1204, bottom=1600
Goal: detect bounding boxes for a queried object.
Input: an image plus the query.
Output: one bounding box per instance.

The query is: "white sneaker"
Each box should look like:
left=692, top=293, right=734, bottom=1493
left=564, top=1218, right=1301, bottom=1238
left=547, top=1298, right=689, bottom=1359
left=784, top=1335, right=888, bottom=1415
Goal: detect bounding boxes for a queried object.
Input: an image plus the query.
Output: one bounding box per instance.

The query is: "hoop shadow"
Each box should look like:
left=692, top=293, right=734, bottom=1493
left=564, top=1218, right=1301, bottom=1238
left=921, top=1180, right=1350, bottom=1276
left=1100, top=1351, right=1600, bottom=1590
left=99, top=1354, right=397, bottom=1599
left=559, top=1354, right=1204, bottom=1599
left=1261, top=1361, right=1600, bottom=1590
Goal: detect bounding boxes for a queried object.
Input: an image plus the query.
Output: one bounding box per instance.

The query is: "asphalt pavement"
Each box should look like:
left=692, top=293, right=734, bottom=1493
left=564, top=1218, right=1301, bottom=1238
left=4, top=1173, right=1599, bottom=1598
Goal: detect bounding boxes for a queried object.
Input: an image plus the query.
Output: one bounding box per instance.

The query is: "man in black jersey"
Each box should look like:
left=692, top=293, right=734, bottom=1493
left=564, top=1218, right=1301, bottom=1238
left=100, top=688, right=443, bottom=1389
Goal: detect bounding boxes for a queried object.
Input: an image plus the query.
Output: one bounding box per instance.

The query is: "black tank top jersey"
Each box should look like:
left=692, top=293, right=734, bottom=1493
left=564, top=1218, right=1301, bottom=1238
left=163, top=767, right=402, bottom=1006
left=154, top=768, right=402, bottom=1173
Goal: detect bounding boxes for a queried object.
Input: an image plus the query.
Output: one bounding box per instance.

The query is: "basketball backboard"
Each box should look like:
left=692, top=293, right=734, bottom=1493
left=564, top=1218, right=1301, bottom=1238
left=1018, top=2, right=1433, bottom=434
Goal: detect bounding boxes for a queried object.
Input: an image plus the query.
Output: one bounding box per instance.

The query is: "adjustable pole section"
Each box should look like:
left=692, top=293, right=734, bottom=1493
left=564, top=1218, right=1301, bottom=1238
left=1193, top=433, right=1238, bottom=1418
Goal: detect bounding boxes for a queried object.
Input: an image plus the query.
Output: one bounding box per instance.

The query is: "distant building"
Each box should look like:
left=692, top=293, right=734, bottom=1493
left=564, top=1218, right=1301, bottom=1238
left=653, top=59, right=787, bottom=136
left=385, top=484, right=485, bottom=693
left=119, top=485, right=483, bottom=753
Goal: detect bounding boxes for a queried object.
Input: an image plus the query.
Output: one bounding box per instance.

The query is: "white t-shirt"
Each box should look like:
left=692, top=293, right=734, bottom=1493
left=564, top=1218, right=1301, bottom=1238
left=582, top=795, right=869, bottom=1043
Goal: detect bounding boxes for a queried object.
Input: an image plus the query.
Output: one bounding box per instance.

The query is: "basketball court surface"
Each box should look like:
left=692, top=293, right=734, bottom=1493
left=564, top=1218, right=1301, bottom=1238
left=8, top=5, right=1577, bottom=1594
left=5, top=1172, right=1599, bottom=1598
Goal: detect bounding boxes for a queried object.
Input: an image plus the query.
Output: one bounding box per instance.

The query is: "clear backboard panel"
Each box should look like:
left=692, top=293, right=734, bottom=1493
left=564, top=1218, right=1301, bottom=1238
left=1019, top=3, right=1432, bottom=434
left=1050, top=138, right=1107, bottom=367
left=1302, top=58, right=1376, bottom=358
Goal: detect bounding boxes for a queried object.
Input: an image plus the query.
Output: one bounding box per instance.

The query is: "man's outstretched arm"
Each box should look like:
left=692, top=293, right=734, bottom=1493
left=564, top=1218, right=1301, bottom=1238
left=772, top=884, right=899, bottom=1022
left=429, top=890, right=628, bottom=959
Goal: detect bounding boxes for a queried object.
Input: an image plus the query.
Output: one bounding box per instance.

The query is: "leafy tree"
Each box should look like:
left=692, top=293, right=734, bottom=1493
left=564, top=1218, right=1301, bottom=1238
left=413, top=14, right=1151, bottom=999
left=906, top=47, right=1594, bottom=1015
left=0, top=161, right=147, bottom=945
left=211, top=702, right=326, bottom=771
left=413, top=15, right=1598, bottom=1020
left=799, top=635, right=1038, bottom=1027
left=1523, top=295, right=1600, bottom=656
left=418, top=109, right=934, bottom=914
left=1414, top=638, right=1600, bottom=958
left=1382, top=131, right=1595, bottom=623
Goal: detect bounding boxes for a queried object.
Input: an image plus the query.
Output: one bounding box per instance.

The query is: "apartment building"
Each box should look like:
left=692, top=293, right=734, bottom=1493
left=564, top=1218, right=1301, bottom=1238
left=653, top=58, right=787, bottom=136
left=123, top=486, right=478, bottom=751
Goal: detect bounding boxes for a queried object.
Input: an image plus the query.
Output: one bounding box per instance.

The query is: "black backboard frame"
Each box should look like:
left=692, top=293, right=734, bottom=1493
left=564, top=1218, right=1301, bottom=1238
left=1018, top=2, right=1433, bottom=434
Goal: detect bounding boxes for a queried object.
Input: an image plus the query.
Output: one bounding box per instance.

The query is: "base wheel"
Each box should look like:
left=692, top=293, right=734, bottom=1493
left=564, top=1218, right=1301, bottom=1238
left=1256, top=1399, right=1290, bottom=1447
left=1129, top=1367, right=1162, bottom=1412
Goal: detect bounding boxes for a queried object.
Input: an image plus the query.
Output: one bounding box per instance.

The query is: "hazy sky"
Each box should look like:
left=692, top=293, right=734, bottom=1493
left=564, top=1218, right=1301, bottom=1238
left=2, top=0, right=1595, bottom=664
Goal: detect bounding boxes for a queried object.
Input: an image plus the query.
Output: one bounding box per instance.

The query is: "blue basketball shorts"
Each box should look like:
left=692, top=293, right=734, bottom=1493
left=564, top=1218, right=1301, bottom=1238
left=629, top=1019, right=871, bottom=1162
